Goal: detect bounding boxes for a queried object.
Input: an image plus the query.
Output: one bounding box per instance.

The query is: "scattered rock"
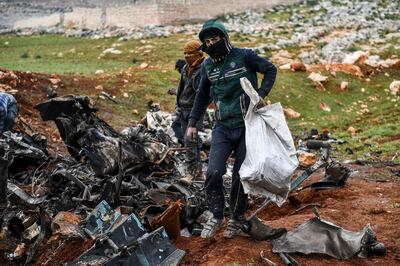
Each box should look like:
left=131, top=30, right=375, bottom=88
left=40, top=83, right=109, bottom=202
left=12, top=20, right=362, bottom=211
left=290, top=61, right=307, bottom=72
left=347, top=126, right=356, bottom=136
left=364, top=55, right=381, bottom=68
left=335, top=99, right=343, bottom=106
left=102, top=47, right=122, bottom=55
left=308, top=72, right=328, bottom=91
left=49, top=78, right=61, bottom=85
left=342, top=51, right=368, bottom=65
left=319, top=102, right=331, bottom=112
left=325, top=64, right=364, bottom=77
left=389, top=80, right=400, bottom=96
left=283, top=108, right=301, bottom=119
left=391, top=59, right=400, bottom=68
left=272, top=50, right=293, bottom=66
left=279, top=63, right=291, bottom=70
left=140, top=62, right=149, bottom=69
left=340, top=81, right=348, bottom=91
left=308, top=72, right=328, bottom=83
left=0, top=84, right=14, bottom=92
left=298, top=151, right=317, bottom=168
left=95, top=69, right=104, bottom=75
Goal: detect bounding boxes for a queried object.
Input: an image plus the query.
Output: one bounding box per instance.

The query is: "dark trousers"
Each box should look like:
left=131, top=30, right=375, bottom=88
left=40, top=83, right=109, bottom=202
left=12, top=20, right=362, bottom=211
left=180, top=109, right=202, bottom=171
left=0, top=155, right=9, bottom=202
left=205, top=123, right=247, bottom=220
left=171, top=117, right=184, bottom=145
left=4, top=102, right=18, bottom=132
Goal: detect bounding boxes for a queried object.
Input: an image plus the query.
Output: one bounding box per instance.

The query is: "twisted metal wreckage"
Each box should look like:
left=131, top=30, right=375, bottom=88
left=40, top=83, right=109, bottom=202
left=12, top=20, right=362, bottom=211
left=0, top=95, right=385, bottom=265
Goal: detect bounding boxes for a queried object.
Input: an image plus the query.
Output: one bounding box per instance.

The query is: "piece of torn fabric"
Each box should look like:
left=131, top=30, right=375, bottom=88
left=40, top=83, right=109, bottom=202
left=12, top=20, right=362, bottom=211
left=272, top=217, right=379, bottom=259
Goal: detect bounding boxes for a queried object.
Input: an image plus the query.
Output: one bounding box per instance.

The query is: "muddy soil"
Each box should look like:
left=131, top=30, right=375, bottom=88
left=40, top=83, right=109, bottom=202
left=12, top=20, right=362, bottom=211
left=1, top=68, right=130, bottom=155
left=175, top=165, right=400, bottom=265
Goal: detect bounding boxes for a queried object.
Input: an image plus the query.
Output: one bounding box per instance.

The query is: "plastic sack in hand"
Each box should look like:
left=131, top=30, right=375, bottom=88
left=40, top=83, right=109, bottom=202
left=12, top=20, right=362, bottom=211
left=239, top=77, right=298, bottom=206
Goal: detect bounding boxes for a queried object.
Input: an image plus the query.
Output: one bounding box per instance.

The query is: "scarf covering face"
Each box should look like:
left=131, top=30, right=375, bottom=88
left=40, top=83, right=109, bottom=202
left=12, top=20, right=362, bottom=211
left=184, top=40, right=204, bottom=76
left=204, top=38, right=232, bottom=62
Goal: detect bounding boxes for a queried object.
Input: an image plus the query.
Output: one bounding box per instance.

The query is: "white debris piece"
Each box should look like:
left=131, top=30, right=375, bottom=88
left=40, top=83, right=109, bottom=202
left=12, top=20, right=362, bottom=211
left=342, top=51, right=368, bottom=64
left=279, top=63, right=291, bottom=70
left=340, top=81, right=349, bottom=91
left=140, top=62, right=149, bottom=69
left=102, top=48, right=122, bottom=55
left=308, top=72, right=328, bottom=83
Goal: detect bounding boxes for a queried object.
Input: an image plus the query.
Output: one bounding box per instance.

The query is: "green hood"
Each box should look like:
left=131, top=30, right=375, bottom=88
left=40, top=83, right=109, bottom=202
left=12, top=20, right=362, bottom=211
left=199, top=19, right=229, bottom=42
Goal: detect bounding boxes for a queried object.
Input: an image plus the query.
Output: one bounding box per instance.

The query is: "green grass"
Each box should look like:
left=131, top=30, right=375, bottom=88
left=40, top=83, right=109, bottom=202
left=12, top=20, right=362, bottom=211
left=1, top=34, right=399, bottom=161
left=0, top=35, right=129, bottom=74
left=0, top=34, right=190, bottom=74
left=269, top=69, right=400, bottom=161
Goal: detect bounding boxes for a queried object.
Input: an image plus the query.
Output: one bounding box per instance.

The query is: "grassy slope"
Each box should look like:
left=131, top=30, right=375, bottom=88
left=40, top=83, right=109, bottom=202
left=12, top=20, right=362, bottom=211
left=0, top=32, right=399, bottom=162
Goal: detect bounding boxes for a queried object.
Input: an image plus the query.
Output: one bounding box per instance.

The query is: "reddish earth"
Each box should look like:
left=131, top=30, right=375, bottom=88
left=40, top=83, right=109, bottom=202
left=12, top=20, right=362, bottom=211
left=325, top=64, right=364, bottom=77
left=0, top=67, right=135, bottom=155
left=1, top=68, right=400, bottom=265
left=175, top=165, right=400, bottom=265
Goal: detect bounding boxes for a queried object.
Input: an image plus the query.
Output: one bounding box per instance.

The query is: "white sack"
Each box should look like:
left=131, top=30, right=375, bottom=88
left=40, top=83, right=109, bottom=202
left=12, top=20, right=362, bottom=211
left=239, top=77, right=298, bottom=206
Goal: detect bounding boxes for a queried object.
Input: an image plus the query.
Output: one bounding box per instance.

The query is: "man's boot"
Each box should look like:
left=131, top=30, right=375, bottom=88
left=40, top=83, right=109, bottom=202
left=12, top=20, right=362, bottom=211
left=201, top=217, right=223, bottom=239
left=223, top=218, right=243, bottom=239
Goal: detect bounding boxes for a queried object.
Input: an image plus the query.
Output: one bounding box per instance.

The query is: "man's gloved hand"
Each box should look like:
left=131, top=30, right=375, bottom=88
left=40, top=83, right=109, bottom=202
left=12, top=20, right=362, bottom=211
left=256, top=88, right=267, bottom=109
left=186, top=127, right=198, bottom=142
left=255, top=98, right=266, bottom=109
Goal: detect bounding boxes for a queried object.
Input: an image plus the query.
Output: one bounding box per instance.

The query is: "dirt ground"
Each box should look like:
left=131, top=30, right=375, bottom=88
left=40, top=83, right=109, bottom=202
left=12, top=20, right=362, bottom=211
left=174, top=165, right=400, bottom=265
left=2, top=68, right=400, bottom=265
left=1, top=67, right=127, bottom=155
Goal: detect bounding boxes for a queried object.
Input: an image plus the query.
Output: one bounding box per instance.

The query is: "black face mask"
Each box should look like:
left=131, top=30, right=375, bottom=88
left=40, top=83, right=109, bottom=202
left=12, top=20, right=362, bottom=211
left=204, top=39, right=231, bottom=60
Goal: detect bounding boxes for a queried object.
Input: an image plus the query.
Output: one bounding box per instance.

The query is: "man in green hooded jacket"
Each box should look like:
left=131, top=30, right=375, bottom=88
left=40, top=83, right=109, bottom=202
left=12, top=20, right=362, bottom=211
left=186, top=19, right=277, bottom=239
